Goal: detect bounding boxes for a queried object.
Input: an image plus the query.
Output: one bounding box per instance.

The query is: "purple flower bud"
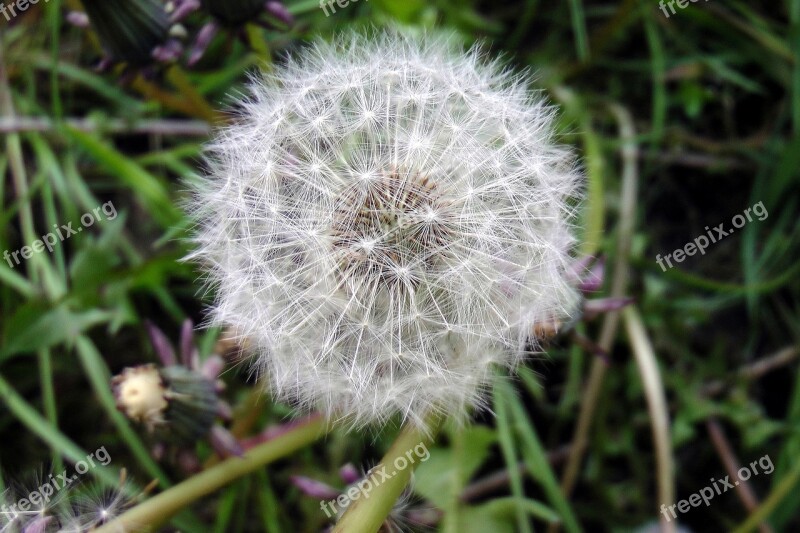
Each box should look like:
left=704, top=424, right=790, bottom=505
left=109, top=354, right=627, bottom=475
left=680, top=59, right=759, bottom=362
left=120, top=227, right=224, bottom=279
left=583, top=297, right=635, bottom=320
left=209, top=425, right=244, bottom=457
left=265, top=1, right=293, bottom=25
left=339, top=463, right=360, bottom=484
left=289, top=476, right=342, bottom=500
left=146, top=321, right=177, bottom=367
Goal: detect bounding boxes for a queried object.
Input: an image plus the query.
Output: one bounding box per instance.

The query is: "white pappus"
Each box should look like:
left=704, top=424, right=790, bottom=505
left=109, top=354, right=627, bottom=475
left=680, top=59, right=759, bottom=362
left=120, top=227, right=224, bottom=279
left=187, top=29, right=583, bottom=430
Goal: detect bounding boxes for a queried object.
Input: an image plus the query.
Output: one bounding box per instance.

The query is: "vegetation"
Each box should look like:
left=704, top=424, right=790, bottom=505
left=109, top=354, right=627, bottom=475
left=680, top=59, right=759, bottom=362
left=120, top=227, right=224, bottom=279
left=0, top=0, right=798, bottom=531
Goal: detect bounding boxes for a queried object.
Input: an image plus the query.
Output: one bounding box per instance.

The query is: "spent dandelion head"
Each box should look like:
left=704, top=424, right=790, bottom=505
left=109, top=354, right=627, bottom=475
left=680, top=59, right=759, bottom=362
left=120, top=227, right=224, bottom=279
left=168, top=0, right=293, bottom=65
left=111, top=320, right=243, bottom=464
left=55, top=469, right=154, bottom=533
left=188, top=29, right=583, bottom=430
left=69, top=0, right=184, bottom=70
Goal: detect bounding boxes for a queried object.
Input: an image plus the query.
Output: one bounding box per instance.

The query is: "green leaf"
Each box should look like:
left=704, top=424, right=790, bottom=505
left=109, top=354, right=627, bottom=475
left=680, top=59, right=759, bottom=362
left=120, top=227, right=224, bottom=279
left=0, top=373, right=121, bottom=489
left=494, top=376, right=532, bottom=533
left=495, top=378, right=583, bottom=533
left=69, top=250, right=119, bottom=293
left=65, top=128, right=181, bottom=227
left=454, top=498, right=561, bottom=533
left=413, top=448, right=459, bottom=509
left=413, top=425, right=495, bottom=509
left=479, top=497, right=561, bottom=525
left=373, top=0, right=426, bottom=22
left=458, top=502, right=517, bottom=533
left=0, top=304, right=111, bottom=360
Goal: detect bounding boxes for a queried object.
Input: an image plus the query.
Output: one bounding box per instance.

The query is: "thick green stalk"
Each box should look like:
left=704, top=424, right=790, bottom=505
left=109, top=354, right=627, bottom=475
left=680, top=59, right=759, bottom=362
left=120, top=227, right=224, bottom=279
left=333, top=420, right=439, bottom=533
left=94, top=415, right=326, bottom=533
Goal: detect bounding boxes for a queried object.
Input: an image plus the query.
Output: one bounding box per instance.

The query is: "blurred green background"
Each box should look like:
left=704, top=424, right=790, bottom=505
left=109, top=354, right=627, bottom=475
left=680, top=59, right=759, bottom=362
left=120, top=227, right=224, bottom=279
left=1, top=0, right=799, bottom=531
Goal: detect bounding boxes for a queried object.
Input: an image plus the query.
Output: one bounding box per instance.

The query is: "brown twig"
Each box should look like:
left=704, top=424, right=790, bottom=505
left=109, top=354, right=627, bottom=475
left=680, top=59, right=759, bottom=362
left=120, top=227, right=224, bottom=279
left=706, top=419, right=772, bottom=533
left=0, top=116, right=210, bottom=136
left=701, top=346, right=800, bottom=397
left=460, top=444, right=572, bottom=503
left=638, top=150, right=751, bottom=170
left=554, top=102, right=639, bottom=533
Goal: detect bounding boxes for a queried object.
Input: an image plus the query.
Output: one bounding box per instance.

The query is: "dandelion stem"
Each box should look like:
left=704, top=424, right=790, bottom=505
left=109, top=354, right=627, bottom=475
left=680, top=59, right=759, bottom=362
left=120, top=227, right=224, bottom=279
left=333, top=419, right=440, bottom=533
left=94, top=415, right=326, bottom=533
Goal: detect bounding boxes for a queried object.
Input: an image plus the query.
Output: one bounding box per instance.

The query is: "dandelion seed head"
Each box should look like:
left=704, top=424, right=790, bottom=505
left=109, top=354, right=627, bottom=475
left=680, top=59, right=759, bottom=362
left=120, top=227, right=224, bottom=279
left=188, top=29, right=582, bottom=429
left=57, top=481, right=134, bottom=532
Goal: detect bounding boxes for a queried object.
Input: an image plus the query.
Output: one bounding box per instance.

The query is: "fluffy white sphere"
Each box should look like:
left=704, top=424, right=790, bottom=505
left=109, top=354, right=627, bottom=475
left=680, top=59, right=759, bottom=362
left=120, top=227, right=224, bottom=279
left=189, top=29, right=582, bottom=429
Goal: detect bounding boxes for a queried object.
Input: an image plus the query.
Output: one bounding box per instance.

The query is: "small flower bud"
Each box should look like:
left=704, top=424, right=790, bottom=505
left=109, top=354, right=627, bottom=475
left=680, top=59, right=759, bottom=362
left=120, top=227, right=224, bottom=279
left=159, top=365, right=219, bottom=442
left=112, top=364, right=168, bottom=429
left=81, top=0, right=173, bottom=65
left=112, top=364, right=219, bottom=443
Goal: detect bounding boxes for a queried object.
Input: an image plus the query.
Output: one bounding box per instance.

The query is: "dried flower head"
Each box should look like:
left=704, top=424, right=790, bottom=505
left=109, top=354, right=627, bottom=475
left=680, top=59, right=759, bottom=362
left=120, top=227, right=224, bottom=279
left=169, top=0, right=293, bottom=65
left=55, top=470, right=155, bottom=532
left=188, top=29, right=582, bottom=429
left=73, top=0, right=183, bottom=69
left=111, top=320, right=242, bottom=461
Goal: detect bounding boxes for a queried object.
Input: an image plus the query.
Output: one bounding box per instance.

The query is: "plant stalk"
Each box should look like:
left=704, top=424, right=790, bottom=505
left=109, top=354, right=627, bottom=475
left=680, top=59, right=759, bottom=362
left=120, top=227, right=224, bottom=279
left=333, top=419, right=439, bottom=533
left=94, top=415, right=326, bottom=532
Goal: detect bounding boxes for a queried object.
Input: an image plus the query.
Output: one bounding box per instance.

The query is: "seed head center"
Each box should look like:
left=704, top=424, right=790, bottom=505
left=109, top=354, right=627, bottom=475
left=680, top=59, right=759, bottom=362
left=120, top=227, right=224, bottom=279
left=331, top=171, right=453, bottom=290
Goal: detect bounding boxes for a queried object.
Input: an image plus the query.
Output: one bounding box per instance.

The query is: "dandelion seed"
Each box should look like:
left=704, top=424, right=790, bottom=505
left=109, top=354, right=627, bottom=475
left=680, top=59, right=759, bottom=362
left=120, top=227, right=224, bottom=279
left=188, top=29, right=583, bottom=429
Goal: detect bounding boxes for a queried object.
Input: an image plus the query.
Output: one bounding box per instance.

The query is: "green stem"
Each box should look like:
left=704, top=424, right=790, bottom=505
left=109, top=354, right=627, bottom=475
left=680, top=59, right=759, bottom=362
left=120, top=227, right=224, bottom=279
left=74, top=336, right=171, bottom=488
left=38, top=348, right=63, bottom=475
left=0, top=373, right=120, bottom=488
left=731, top=457, right=800, bottom=533
left=94, top=415, right=326, bottom=533
left=333, top=419, right=439, bottom=533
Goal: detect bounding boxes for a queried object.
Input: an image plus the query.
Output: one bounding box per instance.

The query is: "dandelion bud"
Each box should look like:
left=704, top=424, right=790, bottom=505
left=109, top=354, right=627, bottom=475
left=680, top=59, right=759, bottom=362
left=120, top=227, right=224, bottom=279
left=80, top=0, right=173, bottom=65
left=112, top=364, right=168, bottom=427
left=112, top=364, right=218, bottom=443
left=188, top=30, right=583, bottom=429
